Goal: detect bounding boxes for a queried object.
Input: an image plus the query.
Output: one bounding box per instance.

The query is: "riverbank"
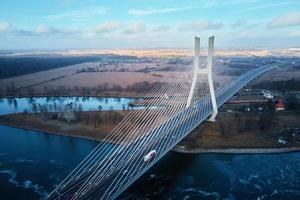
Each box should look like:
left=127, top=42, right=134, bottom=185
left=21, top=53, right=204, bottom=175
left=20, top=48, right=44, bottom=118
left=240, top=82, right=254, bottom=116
left=0, top=110, right=299, bottom=153
left=0, top=93, right=143, bottom=99
left=0, top=111, right=127, bottom=143
left=175, top=111, right=300, bottom=153
left=173, top=146, right=300, bottom=154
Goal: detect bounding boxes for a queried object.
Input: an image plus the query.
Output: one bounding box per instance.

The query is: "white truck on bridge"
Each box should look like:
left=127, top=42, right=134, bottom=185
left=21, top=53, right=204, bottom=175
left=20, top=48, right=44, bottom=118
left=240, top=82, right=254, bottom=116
left=143, top=150, right=157, bottom=163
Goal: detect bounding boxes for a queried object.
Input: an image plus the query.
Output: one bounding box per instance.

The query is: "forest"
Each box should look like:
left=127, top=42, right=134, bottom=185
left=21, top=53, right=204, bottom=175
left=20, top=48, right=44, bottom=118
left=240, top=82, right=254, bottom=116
left=0, top=56, right=103, bottom=79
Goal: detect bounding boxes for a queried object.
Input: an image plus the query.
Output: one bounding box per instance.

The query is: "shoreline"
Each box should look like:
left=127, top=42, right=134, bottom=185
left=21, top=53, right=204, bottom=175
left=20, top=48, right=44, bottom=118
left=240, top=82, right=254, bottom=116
left=173, top=145, right=300, bottom=154
left=0, top=108, right=299, bottom=155
left=0, top=123, right=103, bottom=142
left=1, top=123, right=300, bottom=155
left=0, top=94, right=144, bottom=99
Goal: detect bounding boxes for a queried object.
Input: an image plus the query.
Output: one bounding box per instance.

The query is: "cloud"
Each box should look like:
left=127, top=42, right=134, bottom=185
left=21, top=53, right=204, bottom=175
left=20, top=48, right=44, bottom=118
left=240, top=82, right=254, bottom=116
left=35, top=25, right=61, bottom=34
left=128, top=6, right=195, bottom=17
left=237, top=1, right=296, bottom=13
left=123, top=22, right=146, bottom=34
left=44, top=7, right=107, bottom=21
left=268, top=11, right=300, bottom=28
left=223, top=0, right=264, bottom=5
left=179, top=20, right=223, bottom=31
left=152, top=25, right=171, bottom=32
left=33, top=25, right=80, bottom=36
left=15, top=30, right=34, bottom=36
left=199, top=0, right=265, bottom=8
left=93, top=21, right=121, bottom=33
left=230, top=19, right=247, bottom=28
left=243, top=22, right=262, bottom=29
left=230, top=19, right=263, bottom=29
left=0, top=21, right=118, bottom=38
left=0, top=22, right=14, bottom=33
left=15, top=25, right=81, bottom=36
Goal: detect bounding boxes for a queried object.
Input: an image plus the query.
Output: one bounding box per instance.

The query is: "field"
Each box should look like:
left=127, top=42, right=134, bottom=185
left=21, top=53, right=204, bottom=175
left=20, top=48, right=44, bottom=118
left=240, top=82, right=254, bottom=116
left=0, top=49, right=300, bottom=98
left=0, top=54, right=236, bottom=97
left=3, top=48, right=300, bottom=58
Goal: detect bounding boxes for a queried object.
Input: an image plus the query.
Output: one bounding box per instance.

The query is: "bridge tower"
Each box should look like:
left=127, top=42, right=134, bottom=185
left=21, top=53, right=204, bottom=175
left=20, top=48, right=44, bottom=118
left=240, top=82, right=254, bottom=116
left=186, top=36, right=218, bottom=121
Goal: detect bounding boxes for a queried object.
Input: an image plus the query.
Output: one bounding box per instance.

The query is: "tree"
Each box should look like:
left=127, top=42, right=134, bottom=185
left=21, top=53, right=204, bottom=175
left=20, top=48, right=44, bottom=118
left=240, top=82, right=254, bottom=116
left=63, top=110, right=76, bottom=124
left=76, top=104, right=83, bottom=121
left=10, top=83, right=15, bottom=93
left=22, top=109, right=28, bottom=116
left=44, top=86, right=48, bottom=95
left=267, top=99, right=275, bottom=111
left=258, top=113, right=273, bottom=131
left=85, top=113, right=90, bottom=125
left=38, top=104, right=48, bottom=121
left=27, top=87, right=35, bottom=96
left=218, top=121, right=226, bottom=135
left=32, top=103, right=38, bottom=114
left=94, top=114, right=98, bottom=128
left=286, top=94, right=300, bottom=110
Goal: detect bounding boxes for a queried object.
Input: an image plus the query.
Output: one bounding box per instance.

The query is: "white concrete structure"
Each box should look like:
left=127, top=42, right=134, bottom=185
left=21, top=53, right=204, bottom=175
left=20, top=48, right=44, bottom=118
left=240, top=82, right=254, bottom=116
left=186, top=36, right=218, bottom=121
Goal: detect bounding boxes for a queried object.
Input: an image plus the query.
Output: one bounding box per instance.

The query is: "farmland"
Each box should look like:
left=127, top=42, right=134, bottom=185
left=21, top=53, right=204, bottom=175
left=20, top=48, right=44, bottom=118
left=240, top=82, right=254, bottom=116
left=1, top=49, right=300, bottom=98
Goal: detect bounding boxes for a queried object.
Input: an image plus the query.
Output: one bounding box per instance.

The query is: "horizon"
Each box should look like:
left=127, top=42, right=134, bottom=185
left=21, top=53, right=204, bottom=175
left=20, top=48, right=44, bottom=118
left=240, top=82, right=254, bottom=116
left=1, top=45, right=300, bottom=51
left=1, top=0, right=300, bottom=49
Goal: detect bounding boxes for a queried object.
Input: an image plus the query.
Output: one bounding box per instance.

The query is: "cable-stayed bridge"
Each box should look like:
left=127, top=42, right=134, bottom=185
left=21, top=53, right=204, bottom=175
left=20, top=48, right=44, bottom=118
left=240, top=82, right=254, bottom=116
left=46, top=37, right=275, bottom=200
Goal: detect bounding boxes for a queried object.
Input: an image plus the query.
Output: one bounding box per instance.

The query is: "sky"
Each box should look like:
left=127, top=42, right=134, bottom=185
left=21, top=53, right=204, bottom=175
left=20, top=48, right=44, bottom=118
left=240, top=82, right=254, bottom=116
left=0, top=0, right=300, bottom=49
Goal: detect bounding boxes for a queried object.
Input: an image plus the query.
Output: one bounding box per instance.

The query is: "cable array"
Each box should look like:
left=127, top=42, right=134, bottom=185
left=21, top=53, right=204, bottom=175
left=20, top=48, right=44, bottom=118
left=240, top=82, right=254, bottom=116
left=46, top=58, right=274, bottom=200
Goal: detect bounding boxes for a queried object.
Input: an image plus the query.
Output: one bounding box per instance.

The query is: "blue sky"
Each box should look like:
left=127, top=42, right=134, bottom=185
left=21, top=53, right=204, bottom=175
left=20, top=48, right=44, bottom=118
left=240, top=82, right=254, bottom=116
left=1, top=0, right=300, bottom=49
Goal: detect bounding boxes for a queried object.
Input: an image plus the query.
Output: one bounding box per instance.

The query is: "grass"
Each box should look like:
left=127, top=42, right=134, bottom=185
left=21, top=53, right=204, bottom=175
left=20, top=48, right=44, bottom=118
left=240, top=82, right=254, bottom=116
left=178, top=111, right=300, bottom=149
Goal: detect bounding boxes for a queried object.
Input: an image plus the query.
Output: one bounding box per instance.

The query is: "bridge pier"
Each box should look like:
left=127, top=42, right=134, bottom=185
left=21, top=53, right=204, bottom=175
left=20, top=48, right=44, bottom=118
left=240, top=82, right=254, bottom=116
left=186, top=36, right=218, bottom=122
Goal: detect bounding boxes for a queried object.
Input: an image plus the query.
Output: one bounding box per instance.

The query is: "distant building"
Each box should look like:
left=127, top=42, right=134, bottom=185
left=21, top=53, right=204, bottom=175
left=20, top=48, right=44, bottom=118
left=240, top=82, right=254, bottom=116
left=275, top=99, right=285, bottom=111
left=262, top=90, right=274, bottom=99
left=278, top=137, right=287, bottom=144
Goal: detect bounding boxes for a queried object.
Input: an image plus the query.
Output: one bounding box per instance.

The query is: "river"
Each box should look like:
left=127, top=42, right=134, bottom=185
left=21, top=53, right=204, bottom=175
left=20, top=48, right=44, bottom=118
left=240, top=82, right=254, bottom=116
left=0, top=97, right=300, bottom=200
left=0, top=97, right=137, bottom=115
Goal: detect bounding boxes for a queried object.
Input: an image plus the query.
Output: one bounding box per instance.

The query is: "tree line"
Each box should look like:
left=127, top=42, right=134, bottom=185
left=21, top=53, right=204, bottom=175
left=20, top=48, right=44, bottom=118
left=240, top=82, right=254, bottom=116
left=0, top=56, right=102, bottom=79
left=0, top=81, right=159, bottom=97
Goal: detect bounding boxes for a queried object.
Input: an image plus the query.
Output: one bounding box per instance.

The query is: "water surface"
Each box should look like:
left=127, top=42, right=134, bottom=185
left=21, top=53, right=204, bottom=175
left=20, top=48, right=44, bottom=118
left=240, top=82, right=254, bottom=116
left=0, top=125, right=299, bottom=200
left=0, top=125, right=99, bottom=199
left=0, top=96, right=299, bottom=200
left=0, top=97, right=137, bottom=115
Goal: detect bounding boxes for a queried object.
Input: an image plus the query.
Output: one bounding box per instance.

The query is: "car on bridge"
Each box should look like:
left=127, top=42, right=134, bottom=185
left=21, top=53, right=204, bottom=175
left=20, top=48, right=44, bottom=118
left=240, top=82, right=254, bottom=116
left=144, top=150, right=157, bottom=163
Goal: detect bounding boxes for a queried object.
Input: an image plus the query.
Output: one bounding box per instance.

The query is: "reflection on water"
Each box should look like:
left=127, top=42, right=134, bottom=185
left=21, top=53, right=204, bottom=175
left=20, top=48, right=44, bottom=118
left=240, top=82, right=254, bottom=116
left=0, top=97, right=137, bottom=115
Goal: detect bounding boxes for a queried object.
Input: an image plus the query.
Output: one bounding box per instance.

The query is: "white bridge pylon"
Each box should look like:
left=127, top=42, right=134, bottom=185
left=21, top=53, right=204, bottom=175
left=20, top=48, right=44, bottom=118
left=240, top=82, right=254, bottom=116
left=186, top=36, right=218, bottom=121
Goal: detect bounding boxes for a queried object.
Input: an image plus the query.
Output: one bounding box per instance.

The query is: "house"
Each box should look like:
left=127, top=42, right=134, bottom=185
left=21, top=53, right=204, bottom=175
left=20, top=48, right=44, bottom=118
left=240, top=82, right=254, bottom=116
left=275, top=99, right=285, bottom=111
